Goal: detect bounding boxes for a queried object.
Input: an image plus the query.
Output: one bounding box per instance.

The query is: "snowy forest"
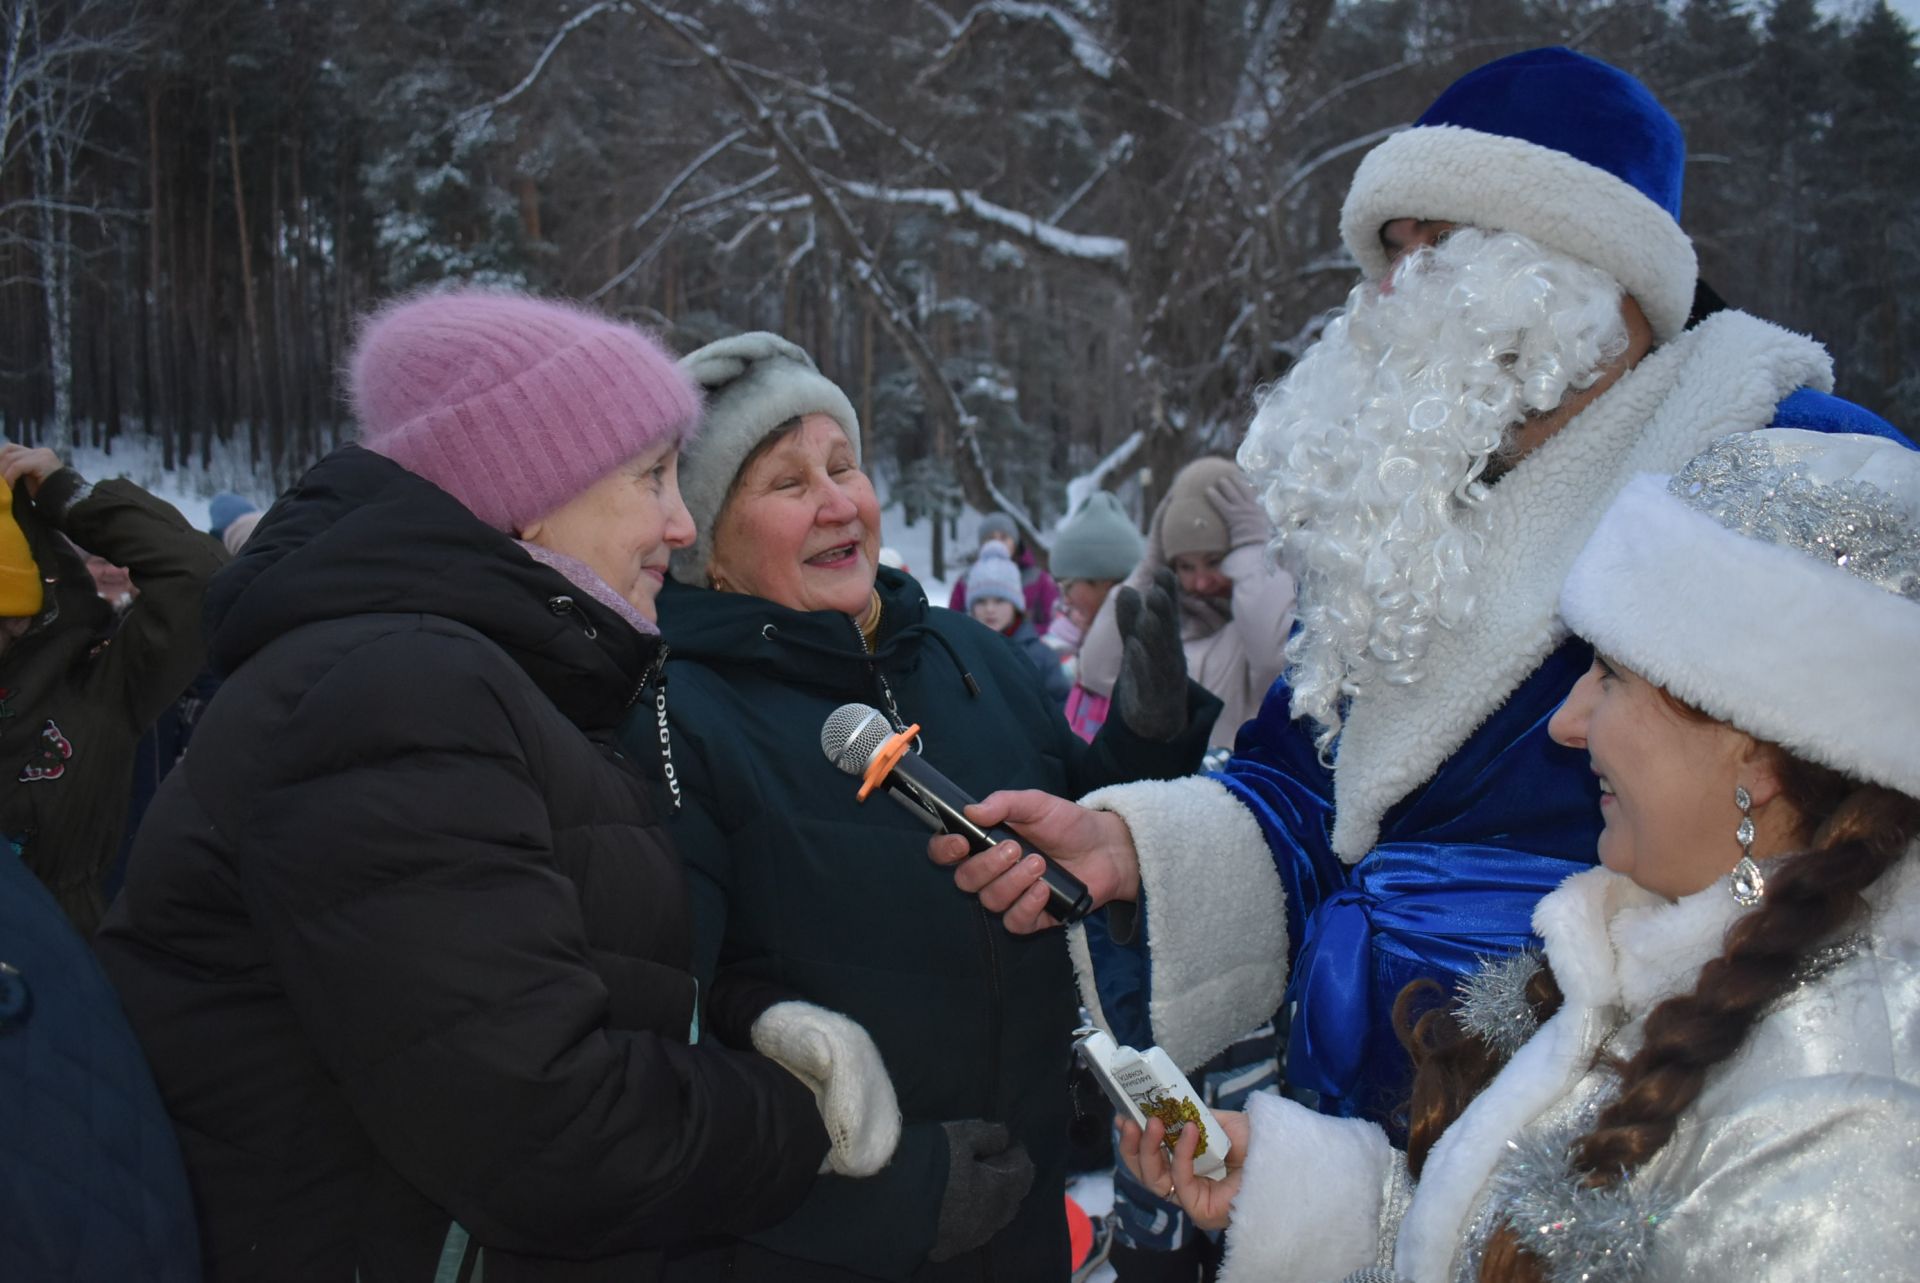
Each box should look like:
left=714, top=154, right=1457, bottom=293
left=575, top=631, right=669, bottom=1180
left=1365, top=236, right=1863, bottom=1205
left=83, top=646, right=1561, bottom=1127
left=3, top=0, right=1917, bottom=578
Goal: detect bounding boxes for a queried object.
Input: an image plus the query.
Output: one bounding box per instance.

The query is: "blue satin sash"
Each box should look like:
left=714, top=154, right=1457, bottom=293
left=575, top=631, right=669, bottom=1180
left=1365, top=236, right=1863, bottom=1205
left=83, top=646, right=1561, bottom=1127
left=1281, top=841, right=1583, bottom=1105
left=1213, top=639, right=1602, bottom=1122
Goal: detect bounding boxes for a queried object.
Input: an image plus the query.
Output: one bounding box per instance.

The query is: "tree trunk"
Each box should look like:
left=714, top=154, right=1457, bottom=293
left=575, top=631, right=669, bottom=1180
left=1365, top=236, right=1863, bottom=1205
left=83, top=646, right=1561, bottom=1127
left=145, top=78, right=171, bottom=466
left=228, top=101, right=271, bottom=463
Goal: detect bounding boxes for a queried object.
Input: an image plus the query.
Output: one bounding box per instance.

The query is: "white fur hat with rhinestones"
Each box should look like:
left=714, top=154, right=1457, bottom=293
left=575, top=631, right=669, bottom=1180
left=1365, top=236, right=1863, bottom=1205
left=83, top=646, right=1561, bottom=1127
left=1560, top=429, right=1920, bottom=797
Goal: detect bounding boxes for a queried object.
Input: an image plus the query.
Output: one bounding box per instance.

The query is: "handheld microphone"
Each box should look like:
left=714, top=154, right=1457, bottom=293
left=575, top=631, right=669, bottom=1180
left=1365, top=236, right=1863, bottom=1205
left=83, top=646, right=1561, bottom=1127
left=820, top=703, right=1093, bottom=924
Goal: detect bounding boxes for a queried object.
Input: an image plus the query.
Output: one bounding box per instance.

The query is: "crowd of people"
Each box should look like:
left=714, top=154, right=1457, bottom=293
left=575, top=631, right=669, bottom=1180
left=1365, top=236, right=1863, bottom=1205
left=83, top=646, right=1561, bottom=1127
left=1, top=44, right=1914, bottom=1283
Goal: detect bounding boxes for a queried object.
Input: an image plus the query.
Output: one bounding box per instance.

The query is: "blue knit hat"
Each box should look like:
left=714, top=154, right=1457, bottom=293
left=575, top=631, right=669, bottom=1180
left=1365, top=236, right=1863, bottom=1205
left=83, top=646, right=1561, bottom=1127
left=1341, top=47, right=1697, bottom=340
left=208, top=492, right=258, bottom=538
left=965, top=543, right=1024, bottom=611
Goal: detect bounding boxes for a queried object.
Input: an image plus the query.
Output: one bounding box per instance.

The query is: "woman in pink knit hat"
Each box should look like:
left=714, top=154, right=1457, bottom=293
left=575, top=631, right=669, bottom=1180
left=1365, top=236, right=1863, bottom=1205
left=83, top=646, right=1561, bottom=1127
left=96, top=290, right=898, bottom=1283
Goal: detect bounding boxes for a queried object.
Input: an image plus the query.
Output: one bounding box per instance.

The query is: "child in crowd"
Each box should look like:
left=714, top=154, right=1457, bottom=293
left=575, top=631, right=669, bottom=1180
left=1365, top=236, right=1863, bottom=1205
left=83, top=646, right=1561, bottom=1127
left=967, top=542, right=1071, bottom=706
left=1046, top=490, right=1146, bottom=741
left=950, top=510, right=1060, bottom=625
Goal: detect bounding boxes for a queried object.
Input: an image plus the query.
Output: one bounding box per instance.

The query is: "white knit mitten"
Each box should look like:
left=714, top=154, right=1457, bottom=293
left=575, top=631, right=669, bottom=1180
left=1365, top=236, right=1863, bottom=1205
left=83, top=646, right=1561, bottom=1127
left=750, top=1001, right=901, bottom=1177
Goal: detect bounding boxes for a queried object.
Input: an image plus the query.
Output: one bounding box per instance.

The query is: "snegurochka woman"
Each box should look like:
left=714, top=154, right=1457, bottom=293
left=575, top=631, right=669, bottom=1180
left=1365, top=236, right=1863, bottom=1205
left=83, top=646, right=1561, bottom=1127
left=97, top=293, right=897, bottom=1283
left=634, top=330, right=1222, bottom=1281
left=1125, top=429, right=1920, bottom=1283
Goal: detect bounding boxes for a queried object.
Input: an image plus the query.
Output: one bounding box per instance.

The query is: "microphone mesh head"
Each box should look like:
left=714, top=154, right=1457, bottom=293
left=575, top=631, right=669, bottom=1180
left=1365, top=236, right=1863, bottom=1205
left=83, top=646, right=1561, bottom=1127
left=821, top=703, right=893, bottom=775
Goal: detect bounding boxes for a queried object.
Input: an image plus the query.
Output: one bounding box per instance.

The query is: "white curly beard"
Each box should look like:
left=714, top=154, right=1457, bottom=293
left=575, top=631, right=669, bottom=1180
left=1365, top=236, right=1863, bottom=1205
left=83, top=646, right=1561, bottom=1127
left=1237, top=228, right=1629, bottom=756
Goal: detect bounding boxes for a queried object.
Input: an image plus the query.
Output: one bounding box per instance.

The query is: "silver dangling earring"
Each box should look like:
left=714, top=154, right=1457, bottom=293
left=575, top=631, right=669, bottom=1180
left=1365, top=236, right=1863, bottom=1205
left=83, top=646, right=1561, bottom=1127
left=1730, top=784, right=1765, bottom=907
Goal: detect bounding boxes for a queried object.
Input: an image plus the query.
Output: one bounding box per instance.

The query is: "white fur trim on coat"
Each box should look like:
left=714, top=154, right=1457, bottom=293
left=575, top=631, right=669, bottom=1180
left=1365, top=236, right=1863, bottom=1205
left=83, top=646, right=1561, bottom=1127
left=1393, top=873, right=1626, bottom=1282
left=1340, top=125, right=1697, bottom=341
left=1327, top=310, right=1832, bottom=860
left=1393, top=851, right=1920, bottom=1281
left=1070, top=775, right=1288, bottom=1072
left=1561, top=473, right=1920, bottom=799
left=1219, top=1091, right=1396, bottom=1283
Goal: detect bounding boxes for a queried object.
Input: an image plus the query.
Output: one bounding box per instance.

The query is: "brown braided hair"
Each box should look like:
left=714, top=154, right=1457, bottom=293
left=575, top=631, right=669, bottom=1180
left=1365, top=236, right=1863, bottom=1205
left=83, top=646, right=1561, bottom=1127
left=1393, top=734, right=1920, bottom=1283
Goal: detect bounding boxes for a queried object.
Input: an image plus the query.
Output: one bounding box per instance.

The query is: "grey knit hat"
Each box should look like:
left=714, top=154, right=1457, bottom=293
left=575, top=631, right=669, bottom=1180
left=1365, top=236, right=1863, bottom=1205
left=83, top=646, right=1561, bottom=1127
left=1049, top=491, right=1144, bottom=581
left=964, top=543, right=1025, bottom=610
left=977, top=512, right=1019, bottom=548
left=671, top=331, right=861, bottom=584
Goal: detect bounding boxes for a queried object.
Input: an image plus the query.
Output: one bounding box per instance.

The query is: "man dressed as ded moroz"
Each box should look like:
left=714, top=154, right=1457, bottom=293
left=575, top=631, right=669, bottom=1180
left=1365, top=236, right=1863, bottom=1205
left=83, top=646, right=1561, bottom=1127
left=933, top=46, right=1913, bottom=1131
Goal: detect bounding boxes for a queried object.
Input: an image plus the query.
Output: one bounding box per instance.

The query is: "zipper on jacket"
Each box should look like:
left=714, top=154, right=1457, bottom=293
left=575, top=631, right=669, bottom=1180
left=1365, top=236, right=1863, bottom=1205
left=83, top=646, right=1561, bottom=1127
left=632, top=644, right=681, bottom=813
left=846, top=613, right=1004, bottom=1121
left=974, top=903, right=1005, bottom=1121
left=846, top=605, right=1006, bottom=1270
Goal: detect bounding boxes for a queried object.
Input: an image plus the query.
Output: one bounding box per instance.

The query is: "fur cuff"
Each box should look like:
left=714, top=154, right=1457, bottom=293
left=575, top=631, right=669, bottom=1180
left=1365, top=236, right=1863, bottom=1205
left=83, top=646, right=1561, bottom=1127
left=1340, top=125, right=1696, bottom=341
left=1219, top=1092, right=1395, bottom=1283
left=1561, top=473, right=1920, bottom=799
left=1076, top=776, right=1288, bottom=1071
left=751, top=1001, right=901, bottom=1177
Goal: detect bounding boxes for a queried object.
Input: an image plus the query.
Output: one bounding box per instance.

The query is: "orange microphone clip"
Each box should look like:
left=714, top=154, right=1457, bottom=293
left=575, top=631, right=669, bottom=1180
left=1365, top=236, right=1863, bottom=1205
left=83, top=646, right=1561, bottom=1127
left=856, top=723, right=921, bottom=801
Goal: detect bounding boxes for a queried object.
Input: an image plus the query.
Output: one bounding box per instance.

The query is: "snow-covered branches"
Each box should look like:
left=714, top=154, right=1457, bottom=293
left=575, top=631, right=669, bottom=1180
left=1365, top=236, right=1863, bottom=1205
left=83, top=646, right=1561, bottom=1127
left=922, top=3, right=1121, bottom=84
left=836, top=181, right=1127, bottom=272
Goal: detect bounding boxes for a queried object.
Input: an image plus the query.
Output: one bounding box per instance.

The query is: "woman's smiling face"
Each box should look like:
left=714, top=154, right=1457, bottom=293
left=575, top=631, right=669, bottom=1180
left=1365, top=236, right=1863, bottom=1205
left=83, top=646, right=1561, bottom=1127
left=707, top=414, right=881, bottom=616
left=1548, top=652, right=1763, bottom=900
left=518, top=440, right=694, bottom=621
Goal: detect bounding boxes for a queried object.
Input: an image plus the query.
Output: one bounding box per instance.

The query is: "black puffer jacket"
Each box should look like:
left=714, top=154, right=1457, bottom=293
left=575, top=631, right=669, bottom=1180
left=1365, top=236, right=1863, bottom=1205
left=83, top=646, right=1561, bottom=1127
left=95, top=447, right=829, bottom=1283
left=638, top=570, right=1217, bottom=1282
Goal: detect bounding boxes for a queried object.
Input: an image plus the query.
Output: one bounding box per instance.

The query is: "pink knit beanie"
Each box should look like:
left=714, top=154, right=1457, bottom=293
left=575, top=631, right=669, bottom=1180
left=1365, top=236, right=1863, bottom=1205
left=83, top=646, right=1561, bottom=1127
left=349, top=290, right=701, bottom=533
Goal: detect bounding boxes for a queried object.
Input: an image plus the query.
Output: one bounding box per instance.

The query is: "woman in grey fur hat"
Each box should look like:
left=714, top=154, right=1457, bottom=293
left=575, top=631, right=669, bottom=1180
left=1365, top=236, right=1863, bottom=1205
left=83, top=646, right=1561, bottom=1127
left=626, top=330, right=1221, bottom=1282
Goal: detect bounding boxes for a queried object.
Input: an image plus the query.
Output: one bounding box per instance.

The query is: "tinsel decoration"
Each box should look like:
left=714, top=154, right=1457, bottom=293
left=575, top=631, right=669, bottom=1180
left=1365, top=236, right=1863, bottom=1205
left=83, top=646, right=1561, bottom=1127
left=1455, top=950, right=1545, bottom=1059
left=1487, top=1127, right=1673, bottom=1283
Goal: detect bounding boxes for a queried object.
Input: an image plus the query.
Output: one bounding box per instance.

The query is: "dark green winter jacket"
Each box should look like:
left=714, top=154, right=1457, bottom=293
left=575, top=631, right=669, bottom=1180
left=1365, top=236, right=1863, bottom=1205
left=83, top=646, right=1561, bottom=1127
left=0, top=468, right=225, bottom=932
left=635, top=568, right=1218, bottom=1282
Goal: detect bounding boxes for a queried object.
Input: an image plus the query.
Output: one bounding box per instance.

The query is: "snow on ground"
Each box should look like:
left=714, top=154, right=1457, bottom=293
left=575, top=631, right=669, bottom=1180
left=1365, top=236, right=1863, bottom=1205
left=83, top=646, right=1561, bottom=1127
left=1068, top=1168, right=1119, bottom=1281
left=875, top=498, right=957, bottom=606
left=67, top=437, right=281, bottom=535
left=878, top=498, right=1055, bottom=611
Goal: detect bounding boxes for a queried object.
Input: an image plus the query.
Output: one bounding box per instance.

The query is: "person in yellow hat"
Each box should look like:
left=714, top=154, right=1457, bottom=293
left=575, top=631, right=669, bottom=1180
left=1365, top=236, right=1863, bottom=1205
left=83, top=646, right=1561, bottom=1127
left=0, top=479, right=44, bottom=625
left=0, top=441, right=225, bottom=933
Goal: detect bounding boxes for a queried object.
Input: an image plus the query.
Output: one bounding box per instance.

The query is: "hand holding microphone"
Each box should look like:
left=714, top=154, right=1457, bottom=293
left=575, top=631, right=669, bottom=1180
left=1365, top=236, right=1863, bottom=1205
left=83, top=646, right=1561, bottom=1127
left=821, top=704, right=1095, bottom=925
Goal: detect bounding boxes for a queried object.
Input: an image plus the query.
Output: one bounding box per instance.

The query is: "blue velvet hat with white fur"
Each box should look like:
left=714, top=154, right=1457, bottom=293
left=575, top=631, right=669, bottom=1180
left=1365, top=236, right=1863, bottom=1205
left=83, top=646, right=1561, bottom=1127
left=1341, top=47, right=1698, bottom=341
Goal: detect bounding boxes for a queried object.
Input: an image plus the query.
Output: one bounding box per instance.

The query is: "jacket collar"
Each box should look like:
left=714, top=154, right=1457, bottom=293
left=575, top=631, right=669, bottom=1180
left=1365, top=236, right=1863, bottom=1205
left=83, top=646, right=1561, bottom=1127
left=210, top=447, right=657, bottom=731
left=657, top=566, right=931, bottom=691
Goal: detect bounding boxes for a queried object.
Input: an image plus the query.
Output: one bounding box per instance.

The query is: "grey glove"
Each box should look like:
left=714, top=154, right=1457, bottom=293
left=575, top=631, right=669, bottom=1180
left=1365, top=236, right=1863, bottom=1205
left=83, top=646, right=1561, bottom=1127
left=1207, top=471, right=1272, bottom=551
left=930, top=1120, right=1035, bottom=1262
left=1111, top=566, right=1189, bottom=742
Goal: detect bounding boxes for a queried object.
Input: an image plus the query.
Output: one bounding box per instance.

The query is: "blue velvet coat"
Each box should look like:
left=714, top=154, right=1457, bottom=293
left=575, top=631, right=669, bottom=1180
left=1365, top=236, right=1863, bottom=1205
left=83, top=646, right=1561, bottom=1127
left=1085, top=380, right=1910, bottom=1133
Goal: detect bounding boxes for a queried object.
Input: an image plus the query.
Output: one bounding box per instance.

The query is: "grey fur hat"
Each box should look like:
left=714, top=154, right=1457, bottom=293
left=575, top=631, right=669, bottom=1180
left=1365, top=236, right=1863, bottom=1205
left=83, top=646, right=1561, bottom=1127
left=1049, top=491, right=1144, bottom=581
left=671, top=331, right=861, bottom=584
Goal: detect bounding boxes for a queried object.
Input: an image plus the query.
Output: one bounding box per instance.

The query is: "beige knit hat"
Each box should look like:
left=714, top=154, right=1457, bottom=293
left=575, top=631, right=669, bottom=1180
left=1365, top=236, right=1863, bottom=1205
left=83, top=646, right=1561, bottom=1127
left=1157, top=457, right=1238, bottom=562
